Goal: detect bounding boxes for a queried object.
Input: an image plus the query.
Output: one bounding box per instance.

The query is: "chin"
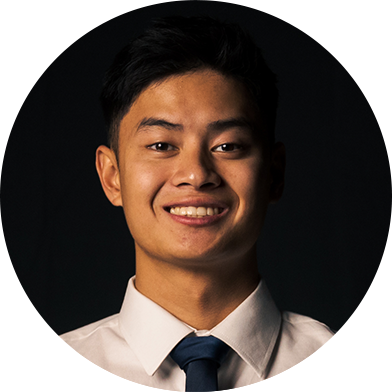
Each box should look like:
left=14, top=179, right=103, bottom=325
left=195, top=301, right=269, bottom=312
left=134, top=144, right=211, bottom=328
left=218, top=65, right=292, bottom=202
left=162, top=243, right=242, bottom=267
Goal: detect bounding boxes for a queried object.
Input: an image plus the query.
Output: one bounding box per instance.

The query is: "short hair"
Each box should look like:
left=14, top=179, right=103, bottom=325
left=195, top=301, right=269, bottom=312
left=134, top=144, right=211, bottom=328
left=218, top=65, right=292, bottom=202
left=101, top=15, right=278, bottom=157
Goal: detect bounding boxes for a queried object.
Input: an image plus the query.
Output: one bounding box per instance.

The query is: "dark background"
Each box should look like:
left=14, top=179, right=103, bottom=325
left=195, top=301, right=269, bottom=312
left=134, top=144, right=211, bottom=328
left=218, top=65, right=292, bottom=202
left=1, top=1, right=390, bottom=335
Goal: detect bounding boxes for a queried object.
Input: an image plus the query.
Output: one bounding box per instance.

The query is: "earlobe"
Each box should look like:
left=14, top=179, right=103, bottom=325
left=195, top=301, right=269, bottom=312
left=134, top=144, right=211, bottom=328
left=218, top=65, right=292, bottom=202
left=95, top=145, right=123, bottom=206
left=269, top=142, right=286, bottom=203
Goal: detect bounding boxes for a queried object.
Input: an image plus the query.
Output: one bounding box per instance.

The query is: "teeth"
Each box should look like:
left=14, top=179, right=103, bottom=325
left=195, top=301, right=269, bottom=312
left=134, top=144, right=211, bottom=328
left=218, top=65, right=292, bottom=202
left=168, top=206, right=222, bottom=217
left=187, top=206, right=197, bottom=217
left=197, top=207, right=206, bottom=216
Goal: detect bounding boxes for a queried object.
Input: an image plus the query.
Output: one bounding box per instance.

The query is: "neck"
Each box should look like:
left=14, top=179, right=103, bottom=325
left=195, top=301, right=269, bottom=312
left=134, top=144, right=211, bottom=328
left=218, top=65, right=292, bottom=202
left=134, top=247, right=260, bottom=330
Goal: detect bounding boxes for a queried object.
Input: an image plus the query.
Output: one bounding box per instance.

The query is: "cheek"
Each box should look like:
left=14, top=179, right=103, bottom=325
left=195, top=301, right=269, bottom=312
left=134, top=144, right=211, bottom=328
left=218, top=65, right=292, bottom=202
left=120, top=160, right=170, bottom=212
left=119, top=164, right=165, bottom=240
left=228, top=160, right=270, bottom=215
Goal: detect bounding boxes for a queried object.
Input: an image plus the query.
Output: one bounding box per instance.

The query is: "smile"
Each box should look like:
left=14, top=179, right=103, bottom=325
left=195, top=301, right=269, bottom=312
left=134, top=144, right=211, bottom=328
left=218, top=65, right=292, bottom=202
left=169, top=206, right=223, bottom=218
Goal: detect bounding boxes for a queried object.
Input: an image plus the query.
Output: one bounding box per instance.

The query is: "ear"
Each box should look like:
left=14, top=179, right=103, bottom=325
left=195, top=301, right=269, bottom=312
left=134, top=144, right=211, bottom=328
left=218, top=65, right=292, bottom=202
left=269, top=142, right=286, bottom=203
left=95, top=145, right=123, bottom=206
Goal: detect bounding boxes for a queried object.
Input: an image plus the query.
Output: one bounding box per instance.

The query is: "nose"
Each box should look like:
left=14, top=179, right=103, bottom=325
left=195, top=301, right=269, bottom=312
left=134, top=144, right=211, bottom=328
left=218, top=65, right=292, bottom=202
left=171, top=147, right=221, bottom=190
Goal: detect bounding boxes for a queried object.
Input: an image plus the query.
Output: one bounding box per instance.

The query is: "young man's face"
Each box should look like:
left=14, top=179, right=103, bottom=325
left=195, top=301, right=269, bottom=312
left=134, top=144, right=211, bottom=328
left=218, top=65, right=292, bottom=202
left=98, top=70, right=282, bottom=269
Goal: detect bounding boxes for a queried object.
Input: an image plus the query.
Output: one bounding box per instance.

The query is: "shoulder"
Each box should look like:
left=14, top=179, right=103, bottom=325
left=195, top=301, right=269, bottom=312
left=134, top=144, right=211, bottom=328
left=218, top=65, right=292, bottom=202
left=282, top=312, right=392, bottom=365
left=281, top=312, right=392, bottom=391
left=0, top=315, right=118, bottom=392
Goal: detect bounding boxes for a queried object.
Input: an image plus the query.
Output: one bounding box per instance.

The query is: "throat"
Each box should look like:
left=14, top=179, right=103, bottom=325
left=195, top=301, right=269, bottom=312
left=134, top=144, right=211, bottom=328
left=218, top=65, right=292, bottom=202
left=134, top=262, right=260, bottom=330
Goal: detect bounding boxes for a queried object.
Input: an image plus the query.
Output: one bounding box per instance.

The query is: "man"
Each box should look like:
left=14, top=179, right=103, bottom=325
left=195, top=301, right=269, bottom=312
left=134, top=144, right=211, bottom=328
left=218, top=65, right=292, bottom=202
left=61, top=15, right=333, bottom=391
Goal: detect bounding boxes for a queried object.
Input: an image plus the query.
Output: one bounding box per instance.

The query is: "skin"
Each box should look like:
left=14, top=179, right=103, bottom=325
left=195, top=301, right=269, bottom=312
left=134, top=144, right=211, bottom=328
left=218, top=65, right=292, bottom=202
left=96, top=69, right=285, bottom=330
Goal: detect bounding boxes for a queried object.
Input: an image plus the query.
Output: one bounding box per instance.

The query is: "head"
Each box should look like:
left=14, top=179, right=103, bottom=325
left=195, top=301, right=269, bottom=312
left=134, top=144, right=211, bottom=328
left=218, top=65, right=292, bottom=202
left=96, top=16, right=285, bottom=273
left=100, top=15, right=279, bottom=158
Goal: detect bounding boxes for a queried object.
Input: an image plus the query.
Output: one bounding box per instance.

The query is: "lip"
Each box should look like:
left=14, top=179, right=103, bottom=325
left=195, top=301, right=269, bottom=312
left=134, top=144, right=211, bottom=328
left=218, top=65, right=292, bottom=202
left=162, top=198, right=228, bottom=210
left=162, top=198, right=229, bottom=227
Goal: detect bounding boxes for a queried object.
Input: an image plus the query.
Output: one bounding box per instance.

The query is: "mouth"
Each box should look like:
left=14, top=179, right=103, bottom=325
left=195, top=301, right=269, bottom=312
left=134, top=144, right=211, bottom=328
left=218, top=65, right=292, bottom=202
left=164, top=206, right=224, bottom=218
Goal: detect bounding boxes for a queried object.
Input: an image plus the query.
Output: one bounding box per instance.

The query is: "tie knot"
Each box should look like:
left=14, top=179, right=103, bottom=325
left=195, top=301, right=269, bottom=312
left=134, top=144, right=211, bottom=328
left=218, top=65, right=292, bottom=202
left=170, top=336, right=230, bottom=371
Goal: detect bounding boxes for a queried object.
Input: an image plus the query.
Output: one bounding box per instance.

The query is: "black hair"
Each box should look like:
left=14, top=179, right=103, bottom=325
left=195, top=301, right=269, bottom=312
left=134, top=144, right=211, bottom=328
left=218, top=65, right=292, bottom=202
left=100, top=15, right=278, bottom=156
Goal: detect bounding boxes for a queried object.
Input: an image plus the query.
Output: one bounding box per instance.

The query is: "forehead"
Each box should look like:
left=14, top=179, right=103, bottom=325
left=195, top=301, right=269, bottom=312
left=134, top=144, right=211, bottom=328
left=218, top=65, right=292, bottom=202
left=119, top=70, right=262, bottom=139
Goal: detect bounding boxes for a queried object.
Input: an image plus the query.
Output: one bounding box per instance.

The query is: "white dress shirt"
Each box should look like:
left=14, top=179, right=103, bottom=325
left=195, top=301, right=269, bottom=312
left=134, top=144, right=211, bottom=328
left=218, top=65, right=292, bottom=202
left=61, top=277, right=333, bottom=390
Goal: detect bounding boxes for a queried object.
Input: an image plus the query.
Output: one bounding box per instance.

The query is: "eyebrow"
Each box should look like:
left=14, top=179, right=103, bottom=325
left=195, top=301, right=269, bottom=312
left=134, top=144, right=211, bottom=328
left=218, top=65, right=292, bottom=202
left=206, top=117, right=255, bottom=133
left=137, top=117, right=183, bottom=132
left=136, top=116, right=255, bottom=133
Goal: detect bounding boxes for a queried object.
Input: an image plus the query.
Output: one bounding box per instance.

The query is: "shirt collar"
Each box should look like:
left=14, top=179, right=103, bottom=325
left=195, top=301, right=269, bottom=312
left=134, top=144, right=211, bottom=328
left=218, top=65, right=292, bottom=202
left=118, top=277, right=193, bottom=376
left=209, top=280, right=281, bottom=378
left=119, top=277, right=281, bottom=378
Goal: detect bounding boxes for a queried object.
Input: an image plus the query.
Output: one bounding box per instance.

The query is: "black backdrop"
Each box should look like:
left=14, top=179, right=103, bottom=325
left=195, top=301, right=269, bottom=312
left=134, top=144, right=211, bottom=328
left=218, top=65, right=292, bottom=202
left=1, top=1, right=391, bottom=335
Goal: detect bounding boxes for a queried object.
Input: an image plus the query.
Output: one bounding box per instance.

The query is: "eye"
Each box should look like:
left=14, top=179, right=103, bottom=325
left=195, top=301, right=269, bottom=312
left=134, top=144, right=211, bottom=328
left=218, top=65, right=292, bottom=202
left=148, top=142, right=177, bottom=151
left=212, top=143, right=243, bottom=152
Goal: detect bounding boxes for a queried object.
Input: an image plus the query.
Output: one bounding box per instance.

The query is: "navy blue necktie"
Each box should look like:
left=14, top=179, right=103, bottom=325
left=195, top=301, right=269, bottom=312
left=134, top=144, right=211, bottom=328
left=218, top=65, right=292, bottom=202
left=170, top=336, right=230, bottom=392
